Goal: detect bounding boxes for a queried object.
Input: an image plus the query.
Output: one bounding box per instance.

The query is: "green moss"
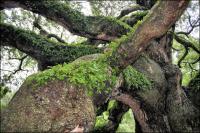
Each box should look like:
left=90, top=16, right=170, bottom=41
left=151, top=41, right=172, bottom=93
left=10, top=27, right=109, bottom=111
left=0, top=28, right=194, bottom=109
left=1, top=23, right=102, bottom=63
left=116, top=109, right=136, bottom=132
left=121, top=10, right=148, bottom=22
left=107, top=100, right=118, bottom=112
left=105, top=17, right=133, bottom=31
left=94, top=99, right=118, bottom=130
left=94, top=111, right=109, bottom=130
left=103, top=20, right=143, bottom=67
left=123, top=66, right=152, bottom=90
left=26, top=59, right=117, bottom=96
left=0, top=83, right=10, bottom=99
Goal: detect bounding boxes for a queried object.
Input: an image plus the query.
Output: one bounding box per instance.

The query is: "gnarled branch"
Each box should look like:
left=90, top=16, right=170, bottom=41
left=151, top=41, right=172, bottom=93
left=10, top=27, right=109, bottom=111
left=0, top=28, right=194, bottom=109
left=109, top=0, right=189, bottom=70
left=173, top=33, right=200, bottom=54
left=0, top=23, right=102, bottom=69
left=0, top=0, right=131, bottom=41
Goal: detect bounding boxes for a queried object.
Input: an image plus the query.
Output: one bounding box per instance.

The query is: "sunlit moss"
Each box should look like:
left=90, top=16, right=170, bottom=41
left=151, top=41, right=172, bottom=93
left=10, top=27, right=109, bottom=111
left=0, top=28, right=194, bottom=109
left=116, top=109, right=136, bottom=132
left=123, top=65, right=152, bottom=90
left=121, top=10, right=148, bottom=22
left=94, top=99, right=118, bottom=130
left=107, top=99, right=118, bottom=112
left=104, top=20, right=143, bottom=68
left=26, top=59, right=117, bottom=96
left=94, top=111, right=109, bottom=130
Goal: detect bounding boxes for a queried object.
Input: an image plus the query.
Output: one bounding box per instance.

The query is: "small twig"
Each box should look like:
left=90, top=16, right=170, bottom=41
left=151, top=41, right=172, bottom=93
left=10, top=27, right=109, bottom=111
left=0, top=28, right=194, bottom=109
left=33, top=16, right=66, bottom=43
left=6, top=55, right=28, bottom=80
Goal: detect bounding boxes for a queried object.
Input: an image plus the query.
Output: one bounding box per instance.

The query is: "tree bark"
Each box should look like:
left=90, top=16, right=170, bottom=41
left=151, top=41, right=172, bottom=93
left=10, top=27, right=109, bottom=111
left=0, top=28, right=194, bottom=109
left=109, top=0, right=189, bottom=70
left=1, top=0, right=199, bottom=132
left=0, top=0, right=130, bottom=41
left=0, top=23, right=102, bottom=69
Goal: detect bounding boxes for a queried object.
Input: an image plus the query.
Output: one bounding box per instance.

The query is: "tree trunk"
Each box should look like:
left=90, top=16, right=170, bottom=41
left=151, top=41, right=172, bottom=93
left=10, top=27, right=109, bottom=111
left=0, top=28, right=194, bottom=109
left=1, top=0, right=199, bottom=132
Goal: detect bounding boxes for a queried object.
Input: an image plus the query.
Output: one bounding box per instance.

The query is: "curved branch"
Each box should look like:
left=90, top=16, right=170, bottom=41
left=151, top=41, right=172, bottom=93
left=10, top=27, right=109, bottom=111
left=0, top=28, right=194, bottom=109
left=6, top=55, right=28, bottom=80
left=121, top=11, right=148, bottom=27
left=114, top=92, right=152, bottom=132
left=0, top=23, right=102, bottom=68
left=192, top=57, right=200, bottom=64
left=173, top=33, right=200, bottom=54
left=177, top=16, right=200, bottom=36
left=46, top=34, right=65, bottom=43
left=1, top=0, right=131, bottom=41
left=110, top=75, right=151, bottom=132
left=117, top=4, right=147, bottom=19
left=109, top=0, right=189, bottom=70
left=177, top=46, right=189, bottom=68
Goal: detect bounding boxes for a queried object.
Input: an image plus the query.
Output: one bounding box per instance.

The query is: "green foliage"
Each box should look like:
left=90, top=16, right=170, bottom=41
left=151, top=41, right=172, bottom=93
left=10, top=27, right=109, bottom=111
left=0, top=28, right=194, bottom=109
left=94, top=100, right=135, bottom=132
left=94, top=111, right=109, bottom=130
left=123, top=66, right=152, bottom=90
left=172, top=36, right=199, bottom=86
left=94, top=100, right=118, bottom=130
left=104, top=20, right=143, bottom=60
left=116, top=109, right=136, bottom=132
left=26, top=59, right=117, bottom=96
left=121, top=10, right=148, bottom=22
left=107, top=100, right=118, bottom=112
left=1, top=23, right=102, bottom=63
left=0, top=83, right=14, bottom=110
left=0, top=83, right=10, bottom=99
left=99, top=20, right=143, bottom=71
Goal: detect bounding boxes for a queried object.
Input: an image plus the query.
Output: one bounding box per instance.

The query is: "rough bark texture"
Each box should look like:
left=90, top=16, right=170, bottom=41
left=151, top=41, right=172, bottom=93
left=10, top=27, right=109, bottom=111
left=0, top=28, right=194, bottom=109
left=187, top=72, right=200, bottom=110
left=163, top=65, right=200, bottom=132
left=1, top=0, right=199, bottom=132
left=0, top=79, right=95, bottom=132
left=109, top=0, right=189, bottom=69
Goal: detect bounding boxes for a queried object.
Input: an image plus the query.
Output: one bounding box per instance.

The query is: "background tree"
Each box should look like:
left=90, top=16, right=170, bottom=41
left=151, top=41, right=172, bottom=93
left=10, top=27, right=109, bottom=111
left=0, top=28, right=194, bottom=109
left=0, top=0, right=199, bottom=132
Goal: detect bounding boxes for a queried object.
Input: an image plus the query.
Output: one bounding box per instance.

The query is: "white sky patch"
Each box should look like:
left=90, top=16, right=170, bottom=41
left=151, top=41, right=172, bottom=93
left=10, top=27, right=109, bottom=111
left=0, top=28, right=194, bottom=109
left=80, top=1, right=92, bottom=16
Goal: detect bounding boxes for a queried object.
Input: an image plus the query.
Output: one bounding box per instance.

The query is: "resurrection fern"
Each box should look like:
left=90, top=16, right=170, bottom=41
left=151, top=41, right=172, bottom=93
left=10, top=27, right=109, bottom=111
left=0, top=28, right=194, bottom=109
left=26, top=59, right=117, bottom=96
left=123, top=65, right=151, bottom=90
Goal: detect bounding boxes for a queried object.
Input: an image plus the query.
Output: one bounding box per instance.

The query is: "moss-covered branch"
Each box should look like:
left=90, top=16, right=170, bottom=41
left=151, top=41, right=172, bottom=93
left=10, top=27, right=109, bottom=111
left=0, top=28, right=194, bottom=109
left=1, top=0, right=131, bottom=41
left=108, top=0, right=189, bottom=70
left=0, top=23, right=102, bottom=68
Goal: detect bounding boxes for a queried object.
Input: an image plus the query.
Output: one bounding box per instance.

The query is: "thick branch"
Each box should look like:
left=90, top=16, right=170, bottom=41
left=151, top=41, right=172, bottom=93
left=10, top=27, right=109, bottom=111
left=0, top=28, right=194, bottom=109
left=121, top=11, right=148, bottom=27
left=109, top=0, right=189, bottom=70
left=0, top=23, right=102, bottom=67
left=117, top=4, right=147, bottom=19
left=114, top=92, right=152, bottom=132
left=1, top=0, right=131, bottom=41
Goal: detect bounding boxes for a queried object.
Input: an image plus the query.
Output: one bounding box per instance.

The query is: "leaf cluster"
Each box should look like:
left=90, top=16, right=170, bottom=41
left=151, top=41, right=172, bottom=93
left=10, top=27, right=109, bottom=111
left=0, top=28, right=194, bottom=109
left=123, top=65, right=152, bottom=90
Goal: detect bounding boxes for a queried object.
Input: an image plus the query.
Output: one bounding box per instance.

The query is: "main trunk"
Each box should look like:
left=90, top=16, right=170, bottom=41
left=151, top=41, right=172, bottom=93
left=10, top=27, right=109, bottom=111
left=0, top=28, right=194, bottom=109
left=1, top=0, right=199, bottom=132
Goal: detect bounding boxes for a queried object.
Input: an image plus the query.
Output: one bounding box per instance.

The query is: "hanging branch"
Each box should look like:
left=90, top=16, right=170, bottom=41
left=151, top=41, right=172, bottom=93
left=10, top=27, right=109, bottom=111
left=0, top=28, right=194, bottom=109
left=33, top=16, right=66, bottom=43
